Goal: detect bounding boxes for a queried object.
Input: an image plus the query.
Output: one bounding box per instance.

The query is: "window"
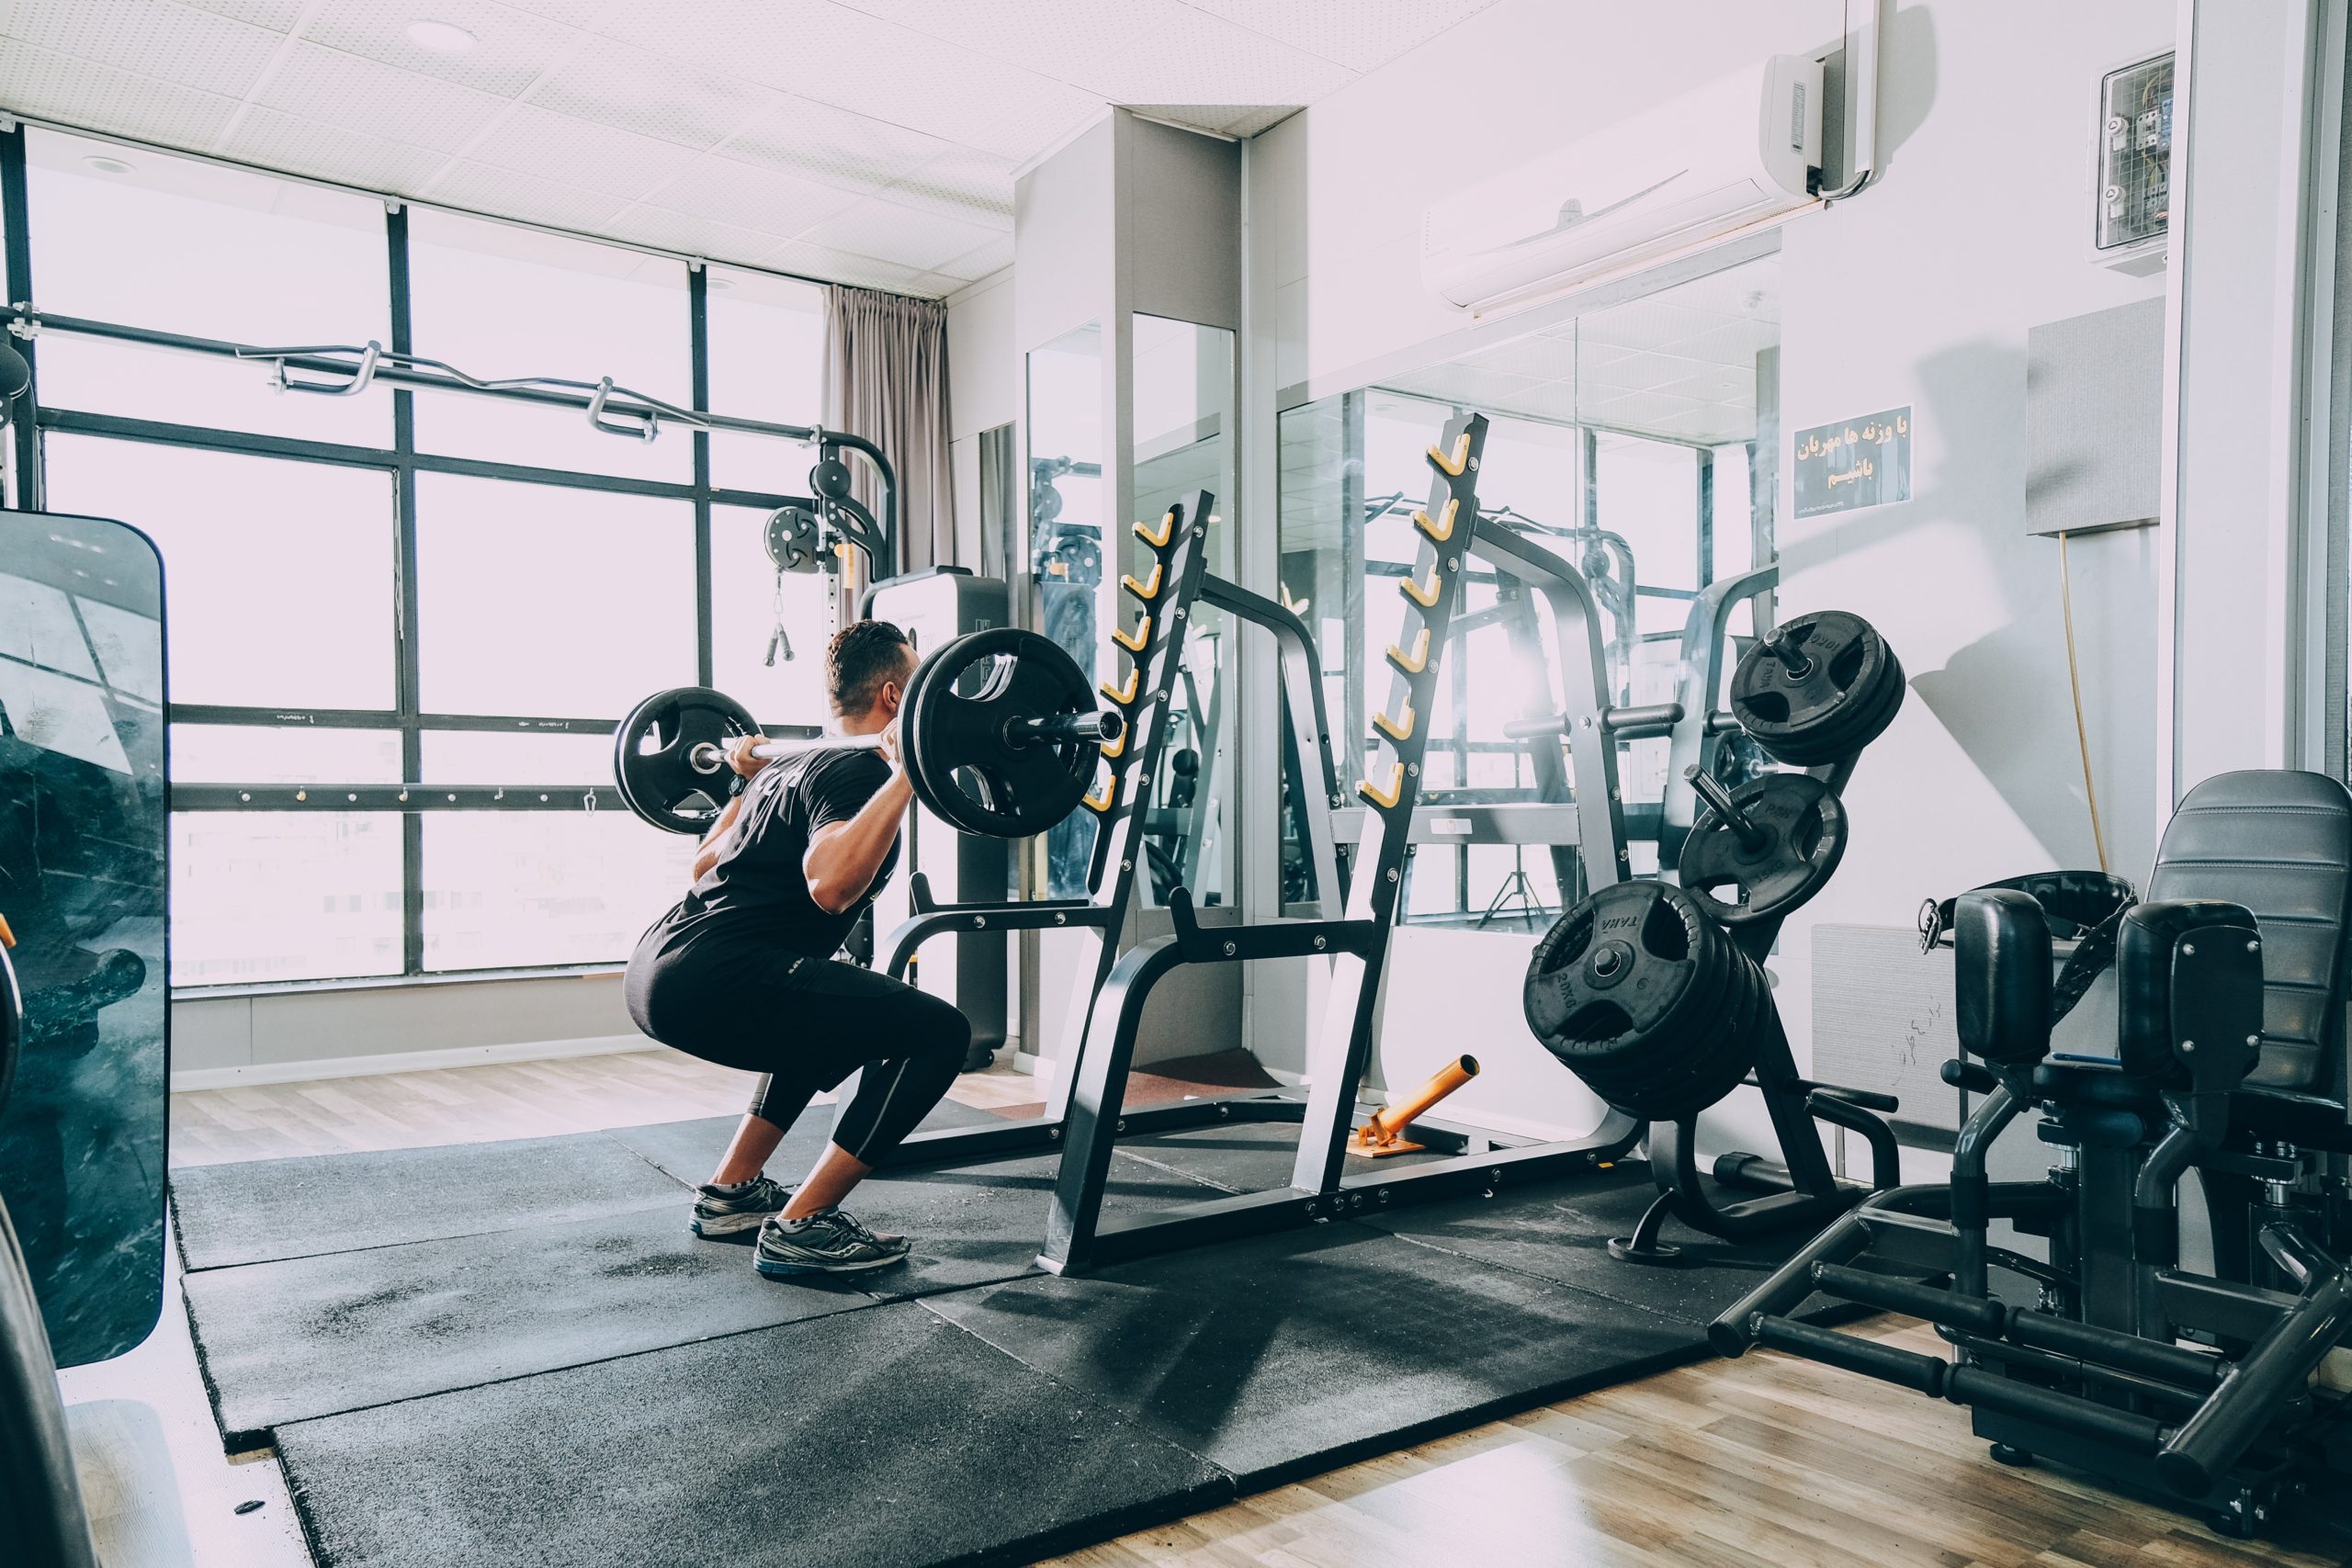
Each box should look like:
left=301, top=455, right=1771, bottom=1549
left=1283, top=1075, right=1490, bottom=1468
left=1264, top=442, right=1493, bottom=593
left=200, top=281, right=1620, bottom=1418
left=26, top=129, right=390, bottom=446
left=44, top=437, right=397, bottom=710
left=12, top=128, right=831, bottom=987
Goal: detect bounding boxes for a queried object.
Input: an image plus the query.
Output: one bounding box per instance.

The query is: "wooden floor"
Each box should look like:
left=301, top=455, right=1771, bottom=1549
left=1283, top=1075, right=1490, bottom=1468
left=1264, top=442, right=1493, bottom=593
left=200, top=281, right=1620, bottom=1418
left=157, top=1051, right=2352, bottom=1567
left=168, top=1046, right=1042, bottom=1167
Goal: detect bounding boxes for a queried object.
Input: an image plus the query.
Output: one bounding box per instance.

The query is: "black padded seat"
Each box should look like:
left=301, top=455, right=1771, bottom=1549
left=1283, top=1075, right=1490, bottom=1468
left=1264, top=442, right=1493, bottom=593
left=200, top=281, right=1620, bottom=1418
left=2143, top=771, right=2352, bottom=1094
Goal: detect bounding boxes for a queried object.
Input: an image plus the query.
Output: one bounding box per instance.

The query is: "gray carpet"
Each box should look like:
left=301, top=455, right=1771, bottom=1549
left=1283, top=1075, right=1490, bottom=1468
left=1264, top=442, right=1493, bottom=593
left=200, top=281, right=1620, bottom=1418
left=275, top=1303, right=1233, bottom=1568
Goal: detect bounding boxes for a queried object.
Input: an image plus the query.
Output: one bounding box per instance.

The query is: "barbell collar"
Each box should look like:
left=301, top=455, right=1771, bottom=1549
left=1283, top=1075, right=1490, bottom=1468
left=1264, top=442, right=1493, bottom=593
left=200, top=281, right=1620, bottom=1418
left=1012, top=709, right=1125, bottom=748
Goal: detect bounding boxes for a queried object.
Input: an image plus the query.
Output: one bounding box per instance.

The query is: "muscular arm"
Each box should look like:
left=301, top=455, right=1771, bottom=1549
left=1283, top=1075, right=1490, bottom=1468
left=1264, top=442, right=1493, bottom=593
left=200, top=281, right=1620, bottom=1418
left=803, top=765, right=913, bottom=914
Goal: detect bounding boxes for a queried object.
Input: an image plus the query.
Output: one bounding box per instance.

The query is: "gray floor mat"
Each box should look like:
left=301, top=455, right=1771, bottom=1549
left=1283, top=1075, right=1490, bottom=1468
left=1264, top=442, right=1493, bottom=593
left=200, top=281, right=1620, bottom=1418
left=182, top=1202, right=870, bottom=1447
left=922, top=1218, right=1702, bottom=1486
left=607, top=1096, right=1006, bottom=1189
left=169, top=1132, right=684, bottom=1272
left=275, top=1303, right=1232, bottom=1568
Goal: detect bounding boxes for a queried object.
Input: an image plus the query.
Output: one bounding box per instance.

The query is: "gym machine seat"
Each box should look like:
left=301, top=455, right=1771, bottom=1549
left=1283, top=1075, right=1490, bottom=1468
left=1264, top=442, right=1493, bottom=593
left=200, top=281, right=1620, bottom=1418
left=1713, top=769, right=2352, bottom=1540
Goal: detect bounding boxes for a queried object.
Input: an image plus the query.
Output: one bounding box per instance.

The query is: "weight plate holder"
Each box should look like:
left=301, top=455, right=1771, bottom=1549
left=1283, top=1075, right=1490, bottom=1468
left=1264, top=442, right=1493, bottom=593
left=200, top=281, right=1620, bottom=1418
left=1079, top=502, right=1197, bottom=891
left=898, top=626, right=1098, bottom=839
left=1727, top=610, right=1905, bottom=766
left=612, top=684, right=758, bottom=834
left=1676, top=772, right=1849, bottom=927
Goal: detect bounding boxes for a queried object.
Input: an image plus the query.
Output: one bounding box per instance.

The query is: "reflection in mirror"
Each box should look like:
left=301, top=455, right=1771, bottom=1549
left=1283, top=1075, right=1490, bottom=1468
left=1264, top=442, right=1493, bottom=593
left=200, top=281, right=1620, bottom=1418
left=1025, top=322, right=1103, bottom=899
left=1129, top=317, right=1236, bottom=909
left=0, top=510, right=168, bottom=1367
left=1275, top=254, right=1779, bottom=924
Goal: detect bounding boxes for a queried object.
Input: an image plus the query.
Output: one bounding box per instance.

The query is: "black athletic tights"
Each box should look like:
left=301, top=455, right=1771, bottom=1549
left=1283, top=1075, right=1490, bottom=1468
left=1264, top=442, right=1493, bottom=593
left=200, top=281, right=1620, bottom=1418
left=625, top=932, right=970, bottom=1165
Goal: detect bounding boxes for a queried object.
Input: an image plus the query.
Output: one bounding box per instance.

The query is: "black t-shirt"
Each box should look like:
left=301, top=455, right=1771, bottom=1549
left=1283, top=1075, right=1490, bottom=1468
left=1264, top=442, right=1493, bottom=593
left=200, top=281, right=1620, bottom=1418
left=648, top=747, right=900, bottom=958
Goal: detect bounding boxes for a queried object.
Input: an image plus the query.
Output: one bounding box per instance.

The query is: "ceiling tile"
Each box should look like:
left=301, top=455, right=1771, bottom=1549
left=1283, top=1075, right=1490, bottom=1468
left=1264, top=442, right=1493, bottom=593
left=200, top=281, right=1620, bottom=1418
left=456, top=102, right=690, bottom=200
left=1126, top=104, right=1298, bottom=140
left=254, top=40, right=512, bottom=153
left=302, top=0, right=583, bottom=98
left=795, top=197, right=1003, bottom=272
left=177, top=0, right=309, bottom=28
left=639, top=153, right=863, bottom=237
left=425, top=158, right=628, bottom=232
left=882, top=0, right=1185, bottom=85
left=0, top=0, right=288, bottom=98
left=593, top=0, right=1103, bottom=161
left=0, top=38, right=243, bottom=146
left=876, top=144, right=1015, bottom=227
left=1073, top=8, right=1353, bottom=105
left=931, top=232, right=1013, bottom=282
left=221, top=105, right=449, bottom=191
left=712, top=93, right=949, bottom=196
left=763, top=238, right=930, bottom=295
left=1183, top=0, right=1505, bottom=73
left=599, top=203, right=778, bottom=268
left=525, top=32, right=772, bottom=151
left=489, top=0, right=612, bottom=22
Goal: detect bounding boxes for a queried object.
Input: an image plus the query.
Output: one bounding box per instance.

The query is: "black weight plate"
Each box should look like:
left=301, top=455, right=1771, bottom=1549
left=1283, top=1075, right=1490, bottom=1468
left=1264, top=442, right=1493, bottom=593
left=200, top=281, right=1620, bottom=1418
left=1589, top=938, right=1770, bottom=1122
left=1729, top=611, right=1893, bottom=761
left=1753, top=643, right=1907, bottom=766
left=763, top=504, right=820, bottom=574
left=899, top=627, right=1098, bottom=839
left=1628, top=944, right=1773, bottom=1121
left=1523, top=881, right=1729, bottom=1072
left=614, top=685, right=755, bottom=835
left=1677, top=773, right=1849, bottom=927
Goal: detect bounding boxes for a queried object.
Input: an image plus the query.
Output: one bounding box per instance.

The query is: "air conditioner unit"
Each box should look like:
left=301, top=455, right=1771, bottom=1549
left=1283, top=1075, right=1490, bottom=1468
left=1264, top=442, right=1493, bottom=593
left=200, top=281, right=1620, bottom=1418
left=1421, top=54, right=1825, bottom=312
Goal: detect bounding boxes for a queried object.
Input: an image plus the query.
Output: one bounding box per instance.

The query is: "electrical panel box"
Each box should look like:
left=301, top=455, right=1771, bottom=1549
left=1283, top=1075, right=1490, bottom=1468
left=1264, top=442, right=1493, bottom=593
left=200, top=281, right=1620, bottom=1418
left=2094, top=51, right=2173, bottom=272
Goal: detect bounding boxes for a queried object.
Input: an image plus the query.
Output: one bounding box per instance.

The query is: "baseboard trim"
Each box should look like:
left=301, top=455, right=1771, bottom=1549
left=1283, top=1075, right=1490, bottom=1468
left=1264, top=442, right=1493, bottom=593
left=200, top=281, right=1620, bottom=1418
left=169, top=1033, right=655, bottom=1091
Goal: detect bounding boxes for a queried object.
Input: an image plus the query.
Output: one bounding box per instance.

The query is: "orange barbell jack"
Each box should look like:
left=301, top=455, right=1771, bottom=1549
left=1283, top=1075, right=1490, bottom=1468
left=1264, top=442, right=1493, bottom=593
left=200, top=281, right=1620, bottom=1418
left=1351, top=1055, right=1480, bottom=1157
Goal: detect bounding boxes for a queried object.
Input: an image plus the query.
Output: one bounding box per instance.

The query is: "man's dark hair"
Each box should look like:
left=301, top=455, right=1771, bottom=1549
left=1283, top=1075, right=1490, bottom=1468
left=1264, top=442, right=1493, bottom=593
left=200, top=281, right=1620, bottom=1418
left=826, top=619, right=914, bottom=716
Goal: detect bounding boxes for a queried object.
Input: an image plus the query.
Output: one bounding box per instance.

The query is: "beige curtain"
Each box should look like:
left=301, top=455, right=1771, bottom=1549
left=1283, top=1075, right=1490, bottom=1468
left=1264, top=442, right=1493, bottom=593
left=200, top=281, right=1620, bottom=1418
left=822, top=285, right=953, bottom=576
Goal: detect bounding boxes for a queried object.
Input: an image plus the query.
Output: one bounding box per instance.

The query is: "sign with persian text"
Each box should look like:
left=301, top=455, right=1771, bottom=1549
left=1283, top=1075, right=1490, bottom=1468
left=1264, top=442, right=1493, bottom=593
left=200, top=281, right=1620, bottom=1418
left=1793, top=407, right=1911, bottom=518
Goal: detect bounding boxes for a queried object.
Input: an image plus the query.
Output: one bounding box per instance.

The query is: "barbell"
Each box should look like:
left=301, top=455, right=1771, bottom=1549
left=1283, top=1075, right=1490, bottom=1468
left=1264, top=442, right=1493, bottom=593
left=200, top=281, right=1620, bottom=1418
left=614, top=626, right=1124, bottom=841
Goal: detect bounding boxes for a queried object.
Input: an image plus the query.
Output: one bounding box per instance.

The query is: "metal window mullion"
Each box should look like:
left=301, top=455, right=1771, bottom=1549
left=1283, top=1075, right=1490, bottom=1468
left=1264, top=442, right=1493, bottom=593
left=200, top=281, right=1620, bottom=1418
left=690, top=265, right=713, bottom=688
left=2, top=124, right=41, bottom=511
left=390, top=202, right=426, bottom=977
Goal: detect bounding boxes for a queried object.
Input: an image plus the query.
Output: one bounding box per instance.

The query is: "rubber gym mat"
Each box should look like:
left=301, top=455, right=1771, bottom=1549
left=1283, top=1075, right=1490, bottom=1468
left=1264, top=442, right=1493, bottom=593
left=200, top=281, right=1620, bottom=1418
left=825, top=1149, right=1237, bottom=1302
left=169, top=1131, right=685, bottom=1273
left=274, top=1302, right=1232, bottom=1568
left=922, top=1218, right=1702, bottom=1487
left=1115, top=1118, right=1450, bottom=1194
left=180, top=1201, right=873, bottom=1448
left=606, top=1095, right=1003, bottom=1189
left=1359, top=1161, right=1807, bottom=1326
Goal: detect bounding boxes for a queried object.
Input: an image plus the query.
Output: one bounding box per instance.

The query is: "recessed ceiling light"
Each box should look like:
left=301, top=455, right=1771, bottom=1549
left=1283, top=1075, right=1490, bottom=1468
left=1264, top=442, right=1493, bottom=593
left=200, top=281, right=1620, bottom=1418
left=83, top=155, right=135, bottom=176
left=707, top=276, right=736, bottom=292
left=405, top=18, right=477, bottom=52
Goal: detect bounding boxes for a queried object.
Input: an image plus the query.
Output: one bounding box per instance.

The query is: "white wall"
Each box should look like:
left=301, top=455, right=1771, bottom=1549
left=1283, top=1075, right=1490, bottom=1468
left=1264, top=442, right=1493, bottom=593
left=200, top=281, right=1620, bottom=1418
left=1239, top=0, right=2181, bottom=1150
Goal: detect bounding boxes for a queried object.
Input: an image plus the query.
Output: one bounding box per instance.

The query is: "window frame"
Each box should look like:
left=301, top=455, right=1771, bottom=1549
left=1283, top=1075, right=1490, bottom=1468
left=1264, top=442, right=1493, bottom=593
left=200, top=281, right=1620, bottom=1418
left=0, top=126, right=835, bottom=988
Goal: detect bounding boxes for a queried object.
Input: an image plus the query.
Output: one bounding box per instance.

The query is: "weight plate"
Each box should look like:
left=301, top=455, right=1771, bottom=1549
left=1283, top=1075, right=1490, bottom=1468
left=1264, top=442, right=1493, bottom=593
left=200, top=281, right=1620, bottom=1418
left=1755, top=644, right=1906, bottom=767
left=1523, top=881, right=1731, bottom=1071
left=1677, top=772, right=1849, bottom=927
left=613, top=685, right=755, bottom=835
left=899, top=626, right=1098, bottom=839
left=763, top=504, right=820, bottom=574
left=1729, top=612, right=1900, bottom=765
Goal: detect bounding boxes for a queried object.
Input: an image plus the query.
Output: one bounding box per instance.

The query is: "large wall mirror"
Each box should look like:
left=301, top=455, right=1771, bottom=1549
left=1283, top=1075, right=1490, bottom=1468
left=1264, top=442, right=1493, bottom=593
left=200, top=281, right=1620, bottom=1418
left=0, top=509, right=168, bottom=1366
left=1129, top=315, right=1236, bottom=911
left=1025, top=321, right=1104, bottom=900
left=1276, top=254, right=1780, bottom=925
